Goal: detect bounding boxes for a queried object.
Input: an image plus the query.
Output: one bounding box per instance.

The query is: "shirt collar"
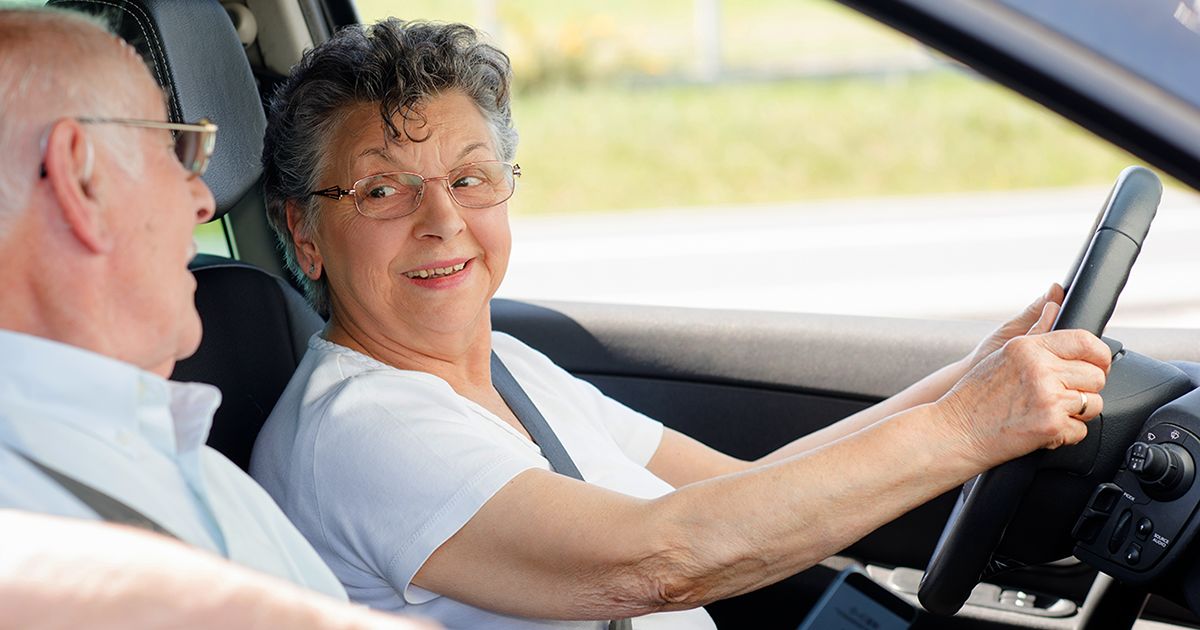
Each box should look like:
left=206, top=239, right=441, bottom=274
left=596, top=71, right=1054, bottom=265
left=0, top=329, right=221, bottom=455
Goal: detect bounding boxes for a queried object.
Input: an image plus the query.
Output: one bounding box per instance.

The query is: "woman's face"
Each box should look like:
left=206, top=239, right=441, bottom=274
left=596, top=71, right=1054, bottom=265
left=303, top=90, right=513, bottom=352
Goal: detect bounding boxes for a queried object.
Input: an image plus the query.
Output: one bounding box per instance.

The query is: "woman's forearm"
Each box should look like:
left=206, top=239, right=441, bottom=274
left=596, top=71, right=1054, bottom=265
left=754, top=356, right=971, bottom=466
left=420, top=402, right=977, bottom=621
left=639, top=328, right=1107, bottom=612
left=753, top=287, right=1063, bottom=468
left=640, top=401, right=976, bottom=611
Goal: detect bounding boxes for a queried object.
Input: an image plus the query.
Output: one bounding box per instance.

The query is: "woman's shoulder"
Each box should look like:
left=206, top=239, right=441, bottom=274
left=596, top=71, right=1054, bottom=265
left=278, top=335, right=474, bottom=430
left=303, top=334, right=449, bottom=392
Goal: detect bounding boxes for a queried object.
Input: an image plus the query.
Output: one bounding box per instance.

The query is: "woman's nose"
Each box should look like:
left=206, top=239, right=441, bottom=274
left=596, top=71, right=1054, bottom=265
left=411, top=180, right=466, bottom=240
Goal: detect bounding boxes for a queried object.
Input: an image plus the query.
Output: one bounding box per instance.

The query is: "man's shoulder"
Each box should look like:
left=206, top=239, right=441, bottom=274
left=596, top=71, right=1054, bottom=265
left=0, top=446, right=100, bottom=519
left=199, top=444, right=300, bottom=521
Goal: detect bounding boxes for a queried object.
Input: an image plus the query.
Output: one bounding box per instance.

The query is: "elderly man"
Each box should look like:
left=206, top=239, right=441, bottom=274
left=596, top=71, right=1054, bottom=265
left=0, top=9, right=433, bottom=629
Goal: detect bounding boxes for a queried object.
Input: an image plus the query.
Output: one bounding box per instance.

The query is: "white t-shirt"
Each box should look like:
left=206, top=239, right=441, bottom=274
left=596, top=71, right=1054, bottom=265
left=252, top=332, right=716, bottom=629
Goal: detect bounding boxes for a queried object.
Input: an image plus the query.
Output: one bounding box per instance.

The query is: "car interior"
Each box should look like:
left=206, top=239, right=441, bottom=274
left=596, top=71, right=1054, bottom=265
left=36, top=0, right=1200, bottom=628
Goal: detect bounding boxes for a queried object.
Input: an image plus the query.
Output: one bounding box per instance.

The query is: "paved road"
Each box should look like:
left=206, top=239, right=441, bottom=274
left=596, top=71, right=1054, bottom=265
left=500, top=186, right=1200, bottom=328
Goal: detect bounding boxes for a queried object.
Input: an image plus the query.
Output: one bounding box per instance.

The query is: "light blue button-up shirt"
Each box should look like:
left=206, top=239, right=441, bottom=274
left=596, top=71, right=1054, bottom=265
left=0, top=329, right=346, bottom=599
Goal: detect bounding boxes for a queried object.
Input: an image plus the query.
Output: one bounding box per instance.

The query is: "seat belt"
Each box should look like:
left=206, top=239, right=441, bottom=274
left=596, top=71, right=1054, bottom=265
left=491, top=352, right=585, bottom=480
left=490, top=353, right=633, bottom=630
left=13, top=451, right=180, bottom=540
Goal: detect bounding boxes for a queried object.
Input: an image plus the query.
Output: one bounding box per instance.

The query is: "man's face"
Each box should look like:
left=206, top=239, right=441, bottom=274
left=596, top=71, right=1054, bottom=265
left=101, top=65, right=215, bottom=376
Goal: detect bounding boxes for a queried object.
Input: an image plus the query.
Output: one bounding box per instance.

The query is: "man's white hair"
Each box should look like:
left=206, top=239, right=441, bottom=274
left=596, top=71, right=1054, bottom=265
left=0, top=7, right=149, bottom=234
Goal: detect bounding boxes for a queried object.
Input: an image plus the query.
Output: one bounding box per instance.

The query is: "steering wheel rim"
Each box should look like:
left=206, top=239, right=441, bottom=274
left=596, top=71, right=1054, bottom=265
left=917, top=166, right=1163, bottom=616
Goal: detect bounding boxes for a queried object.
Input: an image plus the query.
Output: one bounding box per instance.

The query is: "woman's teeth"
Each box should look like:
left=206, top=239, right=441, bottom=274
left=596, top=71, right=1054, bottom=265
left=404, top=261, right=467, bottom=279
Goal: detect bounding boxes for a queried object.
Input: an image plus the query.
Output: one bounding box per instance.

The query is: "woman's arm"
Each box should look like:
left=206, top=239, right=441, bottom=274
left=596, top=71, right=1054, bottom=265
left=414, top=323, right=1109, bottom=620
left=0, top=511, right=438, bottom=630
left=647, top=284, right=1064, bottom=487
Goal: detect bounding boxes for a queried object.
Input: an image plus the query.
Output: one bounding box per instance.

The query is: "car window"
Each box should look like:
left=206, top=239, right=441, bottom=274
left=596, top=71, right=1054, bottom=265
left=195, top=220, right=232, bottom=258
left=353, top=0, right=1200, bottom=327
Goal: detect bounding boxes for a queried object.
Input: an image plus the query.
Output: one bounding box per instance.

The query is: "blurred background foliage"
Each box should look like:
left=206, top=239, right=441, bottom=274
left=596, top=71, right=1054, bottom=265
left=372, top=2, right=1138, bottom=215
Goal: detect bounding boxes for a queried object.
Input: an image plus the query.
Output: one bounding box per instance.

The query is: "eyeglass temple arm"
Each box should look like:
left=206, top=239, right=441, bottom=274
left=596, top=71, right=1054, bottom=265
left=310, top=185, right=351, bottom=200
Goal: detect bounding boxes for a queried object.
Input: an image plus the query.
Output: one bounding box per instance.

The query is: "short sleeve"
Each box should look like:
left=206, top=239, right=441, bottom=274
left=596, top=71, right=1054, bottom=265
left=308, top=372, right=542, bottom=604
left=564, top=377, right=664, bottom=466
left=491, top=333, right=664, bottom=467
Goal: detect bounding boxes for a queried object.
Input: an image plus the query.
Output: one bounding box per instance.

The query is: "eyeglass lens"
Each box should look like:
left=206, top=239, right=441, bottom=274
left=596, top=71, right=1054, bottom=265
left=353, top=162, right=515, bottom=219
left=173, top=128, right=215, bottom=176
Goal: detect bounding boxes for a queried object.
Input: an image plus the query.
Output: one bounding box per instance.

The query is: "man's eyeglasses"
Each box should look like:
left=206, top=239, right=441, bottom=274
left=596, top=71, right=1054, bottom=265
left=78, top=118, right=218, bottom=177
left=308, top=161, right=521, bottom=220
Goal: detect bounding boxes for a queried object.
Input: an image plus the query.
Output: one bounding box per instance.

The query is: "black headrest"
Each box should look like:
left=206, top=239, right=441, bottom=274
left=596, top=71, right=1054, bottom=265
left=172, top=255, right=323, bottom=470
left=46, top=0, right=266, bottom=219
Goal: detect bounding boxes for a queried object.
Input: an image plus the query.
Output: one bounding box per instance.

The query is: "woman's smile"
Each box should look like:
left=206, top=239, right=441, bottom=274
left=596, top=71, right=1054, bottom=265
left=401, top=257, right=474, bottom=288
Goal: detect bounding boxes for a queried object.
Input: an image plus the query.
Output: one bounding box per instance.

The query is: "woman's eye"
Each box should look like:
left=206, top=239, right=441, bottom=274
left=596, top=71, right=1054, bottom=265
left=367, top=185, right=398, bottom=198
left=451, top=175, right=484, bottom=189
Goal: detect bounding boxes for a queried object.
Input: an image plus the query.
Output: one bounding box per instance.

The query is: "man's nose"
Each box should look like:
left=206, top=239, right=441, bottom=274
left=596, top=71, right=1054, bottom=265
left=192, top=176, right=216, bottom=224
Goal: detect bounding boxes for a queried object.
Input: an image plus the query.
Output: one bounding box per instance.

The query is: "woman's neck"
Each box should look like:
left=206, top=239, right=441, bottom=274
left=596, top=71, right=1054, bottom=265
left=323, top=309, right=495, bottom=391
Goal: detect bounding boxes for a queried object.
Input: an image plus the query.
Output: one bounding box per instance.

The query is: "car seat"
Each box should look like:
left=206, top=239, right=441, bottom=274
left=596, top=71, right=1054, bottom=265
left=47, top=0, right=321, bottom=471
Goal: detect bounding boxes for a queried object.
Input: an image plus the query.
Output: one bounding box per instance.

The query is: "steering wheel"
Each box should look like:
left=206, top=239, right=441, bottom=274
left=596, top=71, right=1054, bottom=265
left=917, top=166, right=1164, bottom=616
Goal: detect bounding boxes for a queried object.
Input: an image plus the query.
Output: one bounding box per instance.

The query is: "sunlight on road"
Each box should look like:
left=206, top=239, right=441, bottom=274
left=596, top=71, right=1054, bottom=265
left=501, top=186, right=1200, bottom=328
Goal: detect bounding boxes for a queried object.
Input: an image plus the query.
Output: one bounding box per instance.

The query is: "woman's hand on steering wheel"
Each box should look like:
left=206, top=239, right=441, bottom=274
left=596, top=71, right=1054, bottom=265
left=965, top=283, right=1067, bottom=372
left=936, top=304, right=1112, bottom=471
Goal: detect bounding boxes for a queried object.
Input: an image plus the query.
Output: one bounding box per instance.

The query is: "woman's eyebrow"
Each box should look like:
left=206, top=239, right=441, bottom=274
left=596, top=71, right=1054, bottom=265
left=456, top=141, right=490, bottom=161
left=356, top=146, right=396, bottom=163
left=356, top=141, right=488, bottom=166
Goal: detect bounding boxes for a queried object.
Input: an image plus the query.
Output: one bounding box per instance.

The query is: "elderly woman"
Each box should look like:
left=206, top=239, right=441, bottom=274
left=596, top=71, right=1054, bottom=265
left=251, top=19, right=1111, bottom=629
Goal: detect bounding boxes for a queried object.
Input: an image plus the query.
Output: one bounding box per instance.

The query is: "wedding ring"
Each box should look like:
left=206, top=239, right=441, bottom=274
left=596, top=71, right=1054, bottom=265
left=1077, top=391, right=1089, bottom=417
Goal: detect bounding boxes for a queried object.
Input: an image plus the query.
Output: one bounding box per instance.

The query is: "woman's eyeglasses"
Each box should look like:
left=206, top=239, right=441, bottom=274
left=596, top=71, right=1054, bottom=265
left=309, top=161, right=521, bottom=220
left=78, top=118, right=218, bottom=177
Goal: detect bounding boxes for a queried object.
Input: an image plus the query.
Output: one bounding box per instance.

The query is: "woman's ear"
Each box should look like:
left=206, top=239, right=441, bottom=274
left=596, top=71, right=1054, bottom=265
left=44, top=120, right=111, bottom=254
left=286, top=201, right=322, bottom=278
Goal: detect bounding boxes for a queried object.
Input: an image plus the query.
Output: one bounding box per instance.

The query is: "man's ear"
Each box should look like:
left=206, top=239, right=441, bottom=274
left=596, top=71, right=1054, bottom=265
left=43, top=120, right=112, bottom=254
left=286, top=201, right=321, bottom=278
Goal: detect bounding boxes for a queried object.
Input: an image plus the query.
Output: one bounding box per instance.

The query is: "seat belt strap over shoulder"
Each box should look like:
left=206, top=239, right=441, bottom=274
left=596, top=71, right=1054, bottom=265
left=490, top=353, right=633, bottom=630
left=13, top=451, right=180, bottom=540
left=490, top=352, right=584, bottom=481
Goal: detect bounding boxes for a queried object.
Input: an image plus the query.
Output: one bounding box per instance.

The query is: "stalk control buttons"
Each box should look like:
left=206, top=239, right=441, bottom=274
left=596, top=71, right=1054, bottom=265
left=1125, top=442, right=1195, bottom=501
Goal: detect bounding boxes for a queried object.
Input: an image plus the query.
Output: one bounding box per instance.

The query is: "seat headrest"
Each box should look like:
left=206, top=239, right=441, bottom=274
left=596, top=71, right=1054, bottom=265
left=46, top=0, right=266, bottom=220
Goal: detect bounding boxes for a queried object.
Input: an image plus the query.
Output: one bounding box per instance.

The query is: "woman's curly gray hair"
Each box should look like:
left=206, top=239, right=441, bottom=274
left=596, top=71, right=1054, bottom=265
left=262, top=19, right=518, bottom=317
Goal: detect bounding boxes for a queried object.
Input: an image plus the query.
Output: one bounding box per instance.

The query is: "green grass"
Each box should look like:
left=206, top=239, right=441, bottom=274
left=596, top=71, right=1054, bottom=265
left=505, top=72, right=1136, bottom=215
